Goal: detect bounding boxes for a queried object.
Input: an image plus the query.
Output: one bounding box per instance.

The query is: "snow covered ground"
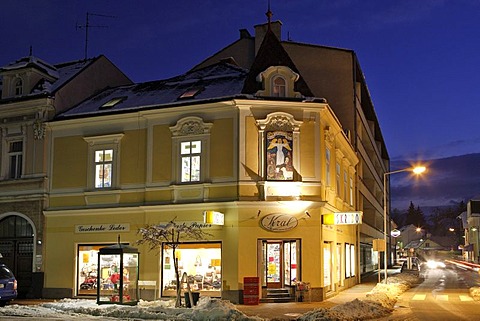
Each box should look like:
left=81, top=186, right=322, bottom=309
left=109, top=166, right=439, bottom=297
left=1, top=272, right=470, bottom=321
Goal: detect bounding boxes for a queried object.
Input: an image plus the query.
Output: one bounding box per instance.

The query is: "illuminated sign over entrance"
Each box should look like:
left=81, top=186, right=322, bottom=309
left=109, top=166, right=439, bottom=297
left=322, top=212, right=363, bottom=225
left=203, top=211, right=224, bottom=225
left=260, top=213, right=298, bottom=232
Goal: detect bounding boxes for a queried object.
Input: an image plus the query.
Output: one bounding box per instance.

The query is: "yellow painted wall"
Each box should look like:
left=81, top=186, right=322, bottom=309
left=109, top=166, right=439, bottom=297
left=120, top=129, right=147, bottom=184
left=300, top=121, right=315, bottom=178
left=210, top=118, right=234, bottom=178
left=152, top=125, right=172, bottom=182
left=244, top=116, right=259, bottom=179
left=52, top=136, right=87, bottom=189
left=44, top=211, right=146, bottom=289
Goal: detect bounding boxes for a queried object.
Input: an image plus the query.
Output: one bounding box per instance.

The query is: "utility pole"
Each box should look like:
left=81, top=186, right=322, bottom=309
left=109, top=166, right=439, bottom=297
left=76, top=12, right=116, bottom=60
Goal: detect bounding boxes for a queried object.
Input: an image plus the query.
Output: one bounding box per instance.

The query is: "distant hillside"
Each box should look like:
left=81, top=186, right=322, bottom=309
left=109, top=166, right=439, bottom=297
left=390, top=153, right=480, bottom=211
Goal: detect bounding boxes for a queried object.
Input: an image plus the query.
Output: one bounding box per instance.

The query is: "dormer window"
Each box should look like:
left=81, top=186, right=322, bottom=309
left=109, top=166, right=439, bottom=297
left=15, top=78, right=23, bottom=96
left=256, top=66, right=302, bottom=98
left=272, top=76, right=286, bottom=97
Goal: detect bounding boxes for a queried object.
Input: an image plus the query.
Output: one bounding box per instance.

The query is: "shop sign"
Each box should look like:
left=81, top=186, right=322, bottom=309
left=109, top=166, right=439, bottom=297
left=75, top=223, right=130, bottom=233
left=322, top=212, right=362, bottom=225
left=203, top=211, right=224, bottom=225
left=260, top=213, right=298, bottom=232
left=391, top=229, right=401, bottom=238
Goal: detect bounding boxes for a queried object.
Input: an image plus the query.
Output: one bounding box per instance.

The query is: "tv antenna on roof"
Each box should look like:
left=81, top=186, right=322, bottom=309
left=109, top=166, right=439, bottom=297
left=76, top=12, right=116, bottom=60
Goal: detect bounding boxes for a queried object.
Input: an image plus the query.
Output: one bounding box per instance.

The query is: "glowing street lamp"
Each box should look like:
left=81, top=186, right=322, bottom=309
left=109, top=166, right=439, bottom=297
left=383, top=165, right=426, bottom=283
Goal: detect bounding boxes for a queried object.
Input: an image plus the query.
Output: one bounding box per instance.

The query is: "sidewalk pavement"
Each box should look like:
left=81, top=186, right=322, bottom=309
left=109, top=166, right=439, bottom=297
left=10, top=269, right=398, bottom=321
left=236, top=269, right=397, bottom=320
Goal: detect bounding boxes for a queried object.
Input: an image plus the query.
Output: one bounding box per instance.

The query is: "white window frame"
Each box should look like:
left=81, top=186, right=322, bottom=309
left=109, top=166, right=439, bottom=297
left=8, top=140, right=23, bottom=179
left=180, top=140, right=202, bottom=183
left=15, top=78, right=23, bottom=96
left=325, top=148, right=331, bottom=186
left=1, top=131, right=26, bottom=181
left=336, top=162, right=341, bottom=196
left=83, top=134, right=124, bottom=190
left=170, top=116, right=212, bottom=184
left=272, top=75, right=286, bottom=97
left=349, top=176, right=354, bottom=206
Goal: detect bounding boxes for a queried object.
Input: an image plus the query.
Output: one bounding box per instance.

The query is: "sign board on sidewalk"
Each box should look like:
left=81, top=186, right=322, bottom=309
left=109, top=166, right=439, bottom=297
left=373, top=239, right=385, bottom=252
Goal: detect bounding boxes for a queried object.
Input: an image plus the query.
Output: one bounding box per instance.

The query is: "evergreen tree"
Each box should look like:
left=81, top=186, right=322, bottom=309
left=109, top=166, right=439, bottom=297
left=404, top=201, right=427, bottom=228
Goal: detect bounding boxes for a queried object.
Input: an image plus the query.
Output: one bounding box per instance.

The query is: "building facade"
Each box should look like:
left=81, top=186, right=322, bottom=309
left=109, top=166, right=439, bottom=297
left=43, top=29, right=362, bottom=303
left=0, top=55, right=132, bottom=297
left=193, top=21, right=390, bottom=275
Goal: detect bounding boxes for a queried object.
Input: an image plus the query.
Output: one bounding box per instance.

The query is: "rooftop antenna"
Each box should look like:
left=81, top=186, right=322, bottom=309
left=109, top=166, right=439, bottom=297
left=266, top=0, right=273, bottom=30
left=76, top=12, right=116, bottom=60
left=29, top=45, right=33, bottom=56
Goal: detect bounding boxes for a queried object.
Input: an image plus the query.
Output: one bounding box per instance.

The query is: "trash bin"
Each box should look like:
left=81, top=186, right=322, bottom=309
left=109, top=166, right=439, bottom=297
left=185, top=292, right=200, bottom=308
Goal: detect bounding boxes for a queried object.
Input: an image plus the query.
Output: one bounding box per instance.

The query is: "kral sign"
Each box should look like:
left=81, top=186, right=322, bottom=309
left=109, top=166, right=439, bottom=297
left=260, top=213, right=298, bottom=232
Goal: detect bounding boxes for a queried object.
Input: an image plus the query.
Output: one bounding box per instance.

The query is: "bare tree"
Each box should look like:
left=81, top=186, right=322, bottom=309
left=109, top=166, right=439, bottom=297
left=137, top=218, right=212, bottom=307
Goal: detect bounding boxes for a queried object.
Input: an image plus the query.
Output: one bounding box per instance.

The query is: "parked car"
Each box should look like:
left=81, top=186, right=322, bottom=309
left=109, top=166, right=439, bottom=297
left=0, top=263, right=17, bottom=306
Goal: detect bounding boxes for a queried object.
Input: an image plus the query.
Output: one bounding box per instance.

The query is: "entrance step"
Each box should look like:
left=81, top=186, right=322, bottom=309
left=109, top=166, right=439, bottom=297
left=260, top=288, right=295, bottom=303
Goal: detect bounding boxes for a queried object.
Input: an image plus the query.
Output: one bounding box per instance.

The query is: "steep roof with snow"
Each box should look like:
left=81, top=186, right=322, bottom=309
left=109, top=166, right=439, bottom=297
left=0, top=56, right=100, bottom=100
left=57, top=61, right=249, bottom=119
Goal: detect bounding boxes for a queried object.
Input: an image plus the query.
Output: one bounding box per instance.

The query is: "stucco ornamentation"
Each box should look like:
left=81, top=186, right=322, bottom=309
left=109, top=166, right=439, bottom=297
left=33, top=120, right=46, bottom=140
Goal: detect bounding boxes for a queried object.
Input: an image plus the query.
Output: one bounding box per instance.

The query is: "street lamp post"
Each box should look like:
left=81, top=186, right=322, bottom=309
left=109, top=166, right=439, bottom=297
left=383, top=166, right=426, bottom=283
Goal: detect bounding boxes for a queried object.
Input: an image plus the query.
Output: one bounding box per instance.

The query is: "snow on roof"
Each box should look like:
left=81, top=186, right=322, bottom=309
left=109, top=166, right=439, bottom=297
left=58, top=62, right=249, bottom=119
left=0, top=56, right=96, bottom=97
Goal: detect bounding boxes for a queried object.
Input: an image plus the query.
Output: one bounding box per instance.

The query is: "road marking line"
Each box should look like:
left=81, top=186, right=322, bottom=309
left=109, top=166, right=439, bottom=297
left=435, top=294, right=448, bottom=301
left=412, top=294, right=426, bottom=300
left=459, top=295, right=473, bottom=302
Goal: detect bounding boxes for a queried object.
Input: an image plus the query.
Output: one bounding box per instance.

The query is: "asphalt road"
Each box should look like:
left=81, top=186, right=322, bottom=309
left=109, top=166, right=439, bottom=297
left=399, top=262, right=480, bottom=321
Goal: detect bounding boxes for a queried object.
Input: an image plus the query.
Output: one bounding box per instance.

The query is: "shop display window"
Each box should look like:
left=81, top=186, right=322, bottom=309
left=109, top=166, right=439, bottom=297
left=161, top=242, right=221, bottom=297
left=78, top=244, right=106, bottom=296
left=97, top=243, right=139, bottom=305
left=77, top=243, right=138, bottom=301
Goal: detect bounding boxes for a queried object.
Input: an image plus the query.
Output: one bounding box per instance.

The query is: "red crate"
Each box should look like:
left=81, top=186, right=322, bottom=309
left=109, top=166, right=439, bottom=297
left=243, top=287, right=259, bottom=295
left=243, top=277, right=259, bottom=284
left=243, top=295, right=259, bottom=305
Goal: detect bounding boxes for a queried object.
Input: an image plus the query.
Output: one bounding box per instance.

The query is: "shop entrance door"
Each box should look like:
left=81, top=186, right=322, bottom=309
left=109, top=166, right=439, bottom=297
left=261, top=240, right=300, bottom=289
left=265, top=242, right=282, bottom=288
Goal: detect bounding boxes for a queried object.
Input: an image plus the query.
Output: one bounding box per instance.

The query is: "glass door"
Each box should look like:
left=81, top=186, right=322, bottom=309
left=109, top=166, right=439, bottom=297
left=260, top=240, right=301, bottom=288
left=266, top=242, right=282, bottom=288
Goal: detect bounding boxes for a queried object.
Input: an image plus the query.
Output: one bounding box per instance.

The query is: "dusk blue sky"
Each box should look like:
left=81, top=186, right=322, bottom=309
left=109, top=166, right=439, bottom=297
left=1, top=0, right=479, bottom=163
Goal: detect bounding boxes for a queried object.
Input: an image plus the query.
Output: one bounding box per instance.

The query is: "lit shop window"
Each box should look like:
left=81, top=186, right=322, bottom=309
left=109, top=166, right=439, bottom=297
left=345, top=243, right=356, bottom=278
left=181, top=141, right=201, bottom=182
left=95, top=149, right=113, bottom=188
left=161, top=242, right=221, bottom=298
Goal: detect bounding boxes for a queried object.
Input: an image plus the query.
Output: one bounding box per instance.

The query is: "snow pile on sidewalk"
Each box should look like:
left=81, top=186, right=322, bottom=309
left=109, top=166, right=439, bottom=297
left=469, top=287, right=480, bottom=301
left=297, top=272, right=421, bottom=321
left=0, top=273, right=420, bottom=321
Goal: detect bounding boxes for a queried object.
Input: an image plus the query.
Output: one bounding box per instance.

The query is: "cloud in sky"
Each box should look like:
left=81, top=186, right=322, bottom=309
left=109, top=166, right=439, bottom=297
left=390, top=153, right=480, bottom=210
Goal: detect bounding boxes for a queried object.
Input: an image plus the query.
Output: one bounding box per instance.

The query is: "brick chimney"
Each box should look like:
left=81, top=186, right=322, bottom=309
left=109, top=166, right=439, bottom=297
left=254, top=21, right=282, bottom=55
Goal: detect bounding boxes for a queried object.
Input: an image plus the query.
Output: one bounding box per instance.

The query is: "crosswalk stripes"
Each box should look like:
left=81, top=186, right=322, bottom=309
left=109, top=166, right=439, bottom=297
left=412, top=294, right=426, bottom=300
left=409, top=293, right=474, bottom=302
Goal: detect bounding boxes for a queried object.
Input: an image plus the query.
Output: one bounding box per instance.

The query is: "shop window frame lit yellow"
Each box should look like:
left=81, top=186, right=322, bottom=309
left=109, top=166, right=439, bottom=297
left=161, top=241, right=222, bottom=298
